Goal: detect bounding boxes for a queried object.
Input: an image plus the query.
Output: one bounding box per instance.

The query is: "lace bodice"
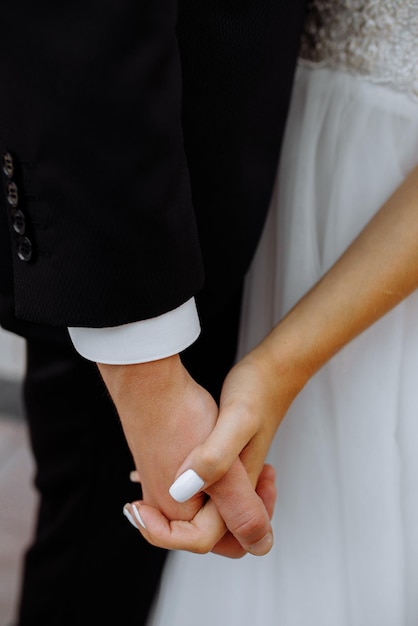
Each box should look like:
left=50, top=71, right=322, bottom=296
left=299, top=0, right=418, bottom=100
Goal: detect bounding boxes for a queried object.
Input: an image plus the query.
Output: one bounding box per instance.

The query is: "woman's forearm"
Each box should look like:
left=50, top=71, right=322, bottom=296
left=262, top=163, right=418, bottom=383
left=133, top=163, right=418, bottom=551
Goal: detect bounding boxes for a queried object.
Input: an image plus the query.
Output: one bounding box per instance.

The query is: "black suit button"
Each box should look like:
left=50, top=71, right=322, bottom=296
left=11, top=208, right=26, bottom=234
left=2, top=151, right=14, bottom=178
left=16, top=236, right=32, bottom=262
left=6, top=180, right=19, bottom=207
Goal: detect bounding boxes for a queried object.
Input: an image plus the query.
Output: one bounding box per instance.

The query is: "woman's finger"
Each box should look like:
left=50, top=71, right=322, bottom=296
left=129, top=470, right=141, bottom=483
left=123, top=497, right=227, bottom=554
left=168, top=401, right=257, bottom=504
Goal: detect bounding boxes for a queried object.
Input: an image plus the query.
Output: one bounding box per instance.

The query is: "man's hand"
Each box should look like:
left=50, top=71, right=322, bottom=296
left=97, top=354, right=274, bottom=557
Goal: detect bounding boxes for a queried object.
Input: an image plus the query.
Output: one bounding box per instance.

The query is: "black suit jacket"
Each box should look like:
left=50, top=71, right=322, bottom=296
left=0, top=0, right=306, bottom=336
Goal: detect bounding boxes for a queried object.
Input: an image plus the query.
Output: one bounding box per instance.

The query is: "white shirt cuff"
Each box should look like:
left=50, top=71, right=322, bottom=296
left=68, top=298, right=200, bottom=364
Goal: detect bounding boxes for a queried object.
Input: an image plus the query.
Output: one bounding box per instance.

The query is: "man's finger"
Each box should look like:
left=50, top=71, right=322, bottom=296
left=206, top=458, right=274, bottom=556
left=210, top=463, right=276, bottom=557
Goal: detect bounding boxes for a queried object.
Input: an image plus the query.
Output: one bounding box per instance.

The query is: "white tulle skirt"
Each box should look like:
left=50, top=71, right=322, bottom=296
left=147, top=65, right=418, bottom=626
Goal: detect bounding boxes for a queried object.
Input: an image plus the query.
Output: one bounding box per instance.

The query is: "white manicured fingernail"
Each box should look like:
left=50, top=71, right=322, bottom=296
left=123, top=505, right=138, bottom=529
left=129, top=470, right=140, bottom=483
left=169, top=469, right=204, bottom=503
left=132, top=504, right=146, bottom=529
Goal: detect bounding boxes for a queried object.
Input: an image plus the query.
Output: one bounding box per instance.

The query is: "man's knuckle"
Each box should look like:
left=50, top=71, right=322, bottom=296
left=192, top=539, right=212, bottom=555
left=232, top=511, right=267, bottom=540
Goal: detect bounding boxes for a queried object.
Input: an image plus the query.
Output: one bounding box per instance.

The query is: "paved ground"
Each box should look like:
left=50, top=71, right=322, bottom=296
left=0, top=379, right=37, bottom=626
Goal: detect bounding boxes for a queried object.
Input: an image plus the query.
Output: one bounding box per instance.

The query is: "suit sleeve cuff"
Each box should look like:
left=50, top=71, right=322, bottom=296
left=67, top=298, right=200, bottom=364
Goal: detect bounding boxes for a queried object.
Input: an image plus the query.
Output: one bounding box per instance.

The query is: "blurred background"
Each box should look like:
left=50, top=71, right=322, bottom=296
left=0, top=327, right=37, bottom=626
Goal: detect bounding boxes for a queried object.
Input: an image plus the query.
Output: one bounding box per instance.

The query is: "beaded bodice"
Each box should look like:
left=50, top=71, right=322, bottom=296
left=299, top=1, right=418, bottom=100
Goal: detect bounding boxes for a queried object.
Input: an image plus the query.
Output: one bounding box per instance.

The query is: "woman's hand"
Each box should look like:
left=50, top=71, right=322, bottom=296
left=167, top=332, right=309, bottom=516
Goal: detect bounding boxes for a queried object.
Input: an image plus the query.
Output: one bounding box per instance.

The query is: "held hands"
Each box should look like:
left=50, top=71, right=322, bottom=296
left=97, top=353, right=278, bottom=558
left=100, top=337, right=307, bottom=557
left=129, top=341, right=303, bottom=555
left=126, top=462, right=277, bottom=558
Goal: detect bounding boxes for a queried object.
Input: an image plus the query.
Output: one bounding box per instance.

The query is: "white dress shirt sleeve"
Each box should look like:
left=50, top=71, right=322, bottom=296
left=67, top=297, right=200, bottom=364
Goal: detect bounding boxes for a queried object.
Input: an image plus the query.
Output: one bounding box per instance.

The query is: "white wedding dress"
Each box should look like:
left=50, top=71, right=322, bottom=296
left=148, top=2, right=418, bottom=625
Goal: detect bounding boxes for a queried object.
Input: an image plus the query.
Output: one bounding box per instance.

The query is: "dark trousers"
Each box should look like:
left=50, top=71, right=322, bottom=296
left=15, top=287, right=242, bottom=626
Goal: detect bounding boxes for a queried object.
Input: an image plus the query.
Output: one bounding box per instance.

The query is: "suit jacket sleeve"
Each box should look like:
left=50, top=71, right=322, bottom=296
left=0, top=0, right=204, bottom=328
